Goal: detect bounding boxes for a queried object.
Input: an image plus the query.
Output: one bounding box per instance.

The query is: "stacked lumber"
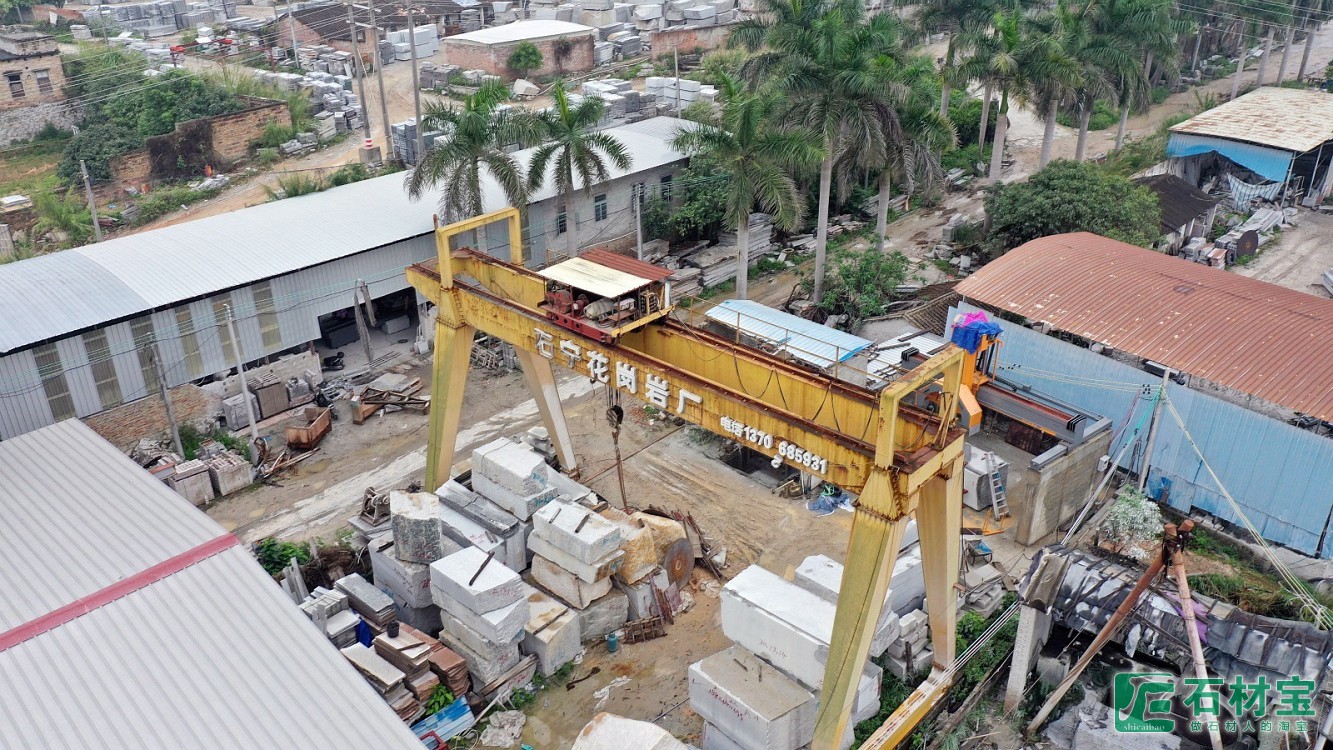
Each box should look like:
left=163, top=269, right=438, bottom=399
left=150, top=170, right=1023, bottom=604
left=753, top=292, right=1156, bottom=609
left=688, top=246, right=740, bottom=287
left=715, top=213, right=775, bottom=267
left=668, top=266, right=701, bottom=299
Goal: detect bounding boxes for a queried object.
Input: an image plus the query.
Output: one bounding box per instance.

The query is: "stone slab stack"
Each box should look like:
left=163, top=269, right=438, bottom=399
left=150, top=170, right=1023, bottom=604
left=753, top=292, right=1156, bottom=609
left=299, top=587, right=360, bottom=647
left=367, top=533, right=443, bottom=632
left=883, top=609, right=932, bottom=681
left=373, top=630, right=438, bottom=701
left=959, top=563, right=1006, bottom=618
left=715, top=213, right=775, bottom=269
left=335, top=572, right=398, bottom=633
left=438, top=479, right=528, bottom=571
left=697, top=563, right=882, bottom=749
left=471, top=437, right=560, bottom=521
left=522, top=584, right=583, bottom=676
left=430, top=546, right=527, bottom=687
left=341, top=643, right=422, bottom=722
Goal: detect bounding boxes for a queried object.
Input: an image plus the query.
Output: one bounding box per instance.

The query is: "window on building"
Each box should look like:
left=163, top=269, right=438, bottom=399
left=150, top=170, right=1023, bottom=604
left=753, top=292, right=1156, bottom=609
left=556, top=205, right=567, bottom=234
left=33, top=69, right=51, bottom=95
left=175, top=307, right=204, bottom=379
left=213, top=295, right=233, bottom=361
left=32, top=343, right=74, bottom=420
left=83, top=329, right=122, bottom=409
left=594, top=193, right=608, bottom=222
left=252, top=281, right=282, bottom=350
left=660, top=174, right=673, bottom=201
left=131, top=316, right=158, bottom=396
left=6, top=72, right=23, bottom=99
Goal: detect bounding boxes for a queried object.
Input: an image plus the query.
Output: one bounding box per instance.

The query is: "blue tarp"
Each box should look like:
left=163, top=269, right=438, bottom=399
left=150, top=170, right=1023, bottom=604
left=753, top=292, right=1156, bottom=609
left=1166, top=132, right=1294, bottom=182
left=950, top=321, right=1003, bottom=353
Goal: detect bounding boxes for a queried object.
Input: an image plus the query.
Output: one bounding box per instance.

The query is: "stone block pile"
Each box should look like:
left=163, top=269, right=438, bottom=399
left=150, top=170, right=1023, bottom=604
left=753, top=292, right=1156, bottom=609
left=340, top=642, right=423, bottom=721
left=883, top=609, right=932, bottom=681
left=691, top=563, right=882, bottom=750
left=959, top=562, right=1006, bottom=618
left=300, top=586, right=361, bottom=647
left=430, top=546, right=529, bottom=688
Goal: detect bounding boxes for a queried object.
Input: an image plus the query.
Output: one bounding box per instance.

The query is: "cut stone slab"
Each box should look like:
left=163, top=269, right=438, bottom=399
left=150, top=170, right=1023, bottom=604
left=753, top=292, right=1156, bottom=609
left=701, top=723, right=748, bottom=750
left=614, top=575, right=657, bottom=620
left=688, top=645, right=817, bottom=750
left=340, top=643, right=406, bottom=691
left=430, top=546, right=525, bottom=613
left=473, top=471, right=559, bottom=521
left=391, top=490, right=446, bottom=563
left=525, top=583, right=569, bottom=632
left=368, top=534, right=433, bottom=608
left=439, top=608, right=522, bottom=662
left=578, top=588, right=629, bottom=643
left=887, top=549, right=927, bottom=616
left=394, top=600, right=442, bottom=634
left=631, top=511, right=687, bottom=561
left=432, top=585, right=527, bottom=644
left=885, top=645, right=934, bottom=681
left=529, top=533, right=624, bottom=583
left=534, top=500, right=623, bottom=564
left=531, top=554, right=612, bottom=608
left=438, top=496, right=513, bottom=567
left=572, top=712, right=690, bottom=750
left=523, top=608, right=582, bottom=676
left=473, top=437, right=551, bottom=496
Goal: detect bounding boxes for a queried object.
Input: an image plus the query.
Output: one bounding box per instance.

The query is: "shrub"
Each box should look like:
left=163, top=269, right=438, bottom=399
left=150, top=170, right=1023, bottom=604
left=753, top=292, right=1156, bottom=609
left=1099, top=486, right=1163, bottom=559
left=254, top=537, right=311, bottom=575
left=507, top=41, right=543, bottom=79
left=254, top=122, right=298, bottom=150
left=132, top=184, right=222, bottom=225
left=1056, top=98, right=1119, bottom=131
left=985, top=160, right=1162, bottom=251
left=327, top=163, right=368, bottom=187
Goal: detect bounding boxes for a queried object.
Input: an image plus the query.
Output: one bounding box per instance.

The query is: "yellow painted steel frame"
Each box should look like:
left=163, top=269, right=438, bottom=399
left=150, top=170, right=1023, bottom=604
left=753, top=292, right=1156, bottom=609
left=409, top=209, right=968, bottom=749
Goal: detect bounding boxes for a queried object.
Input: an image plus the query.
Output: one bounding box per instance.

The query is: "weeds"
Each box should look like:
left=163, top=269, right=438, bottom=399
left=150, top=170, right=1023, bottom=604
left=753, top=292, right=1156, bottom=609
left=254, top=537, right=311, bottom=575
left=178, top=423, right=250, bottom=459
left=132, top=184, right=222, bottom=225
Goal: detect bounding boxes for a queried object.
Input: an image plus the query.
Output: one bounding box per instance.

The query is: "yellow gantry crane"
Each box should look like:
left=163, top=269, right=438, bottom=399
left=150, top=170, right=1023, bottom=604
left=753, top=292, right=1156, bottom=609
left=407, top=209, right=969, bottom=749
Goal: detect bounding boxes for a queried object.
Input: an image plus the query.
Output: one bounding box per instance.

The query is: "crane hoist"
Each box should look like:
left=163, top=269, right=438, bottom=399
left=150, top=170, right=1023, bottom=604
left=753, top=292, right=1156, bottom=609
left=406, top=208, right=971, bottom=749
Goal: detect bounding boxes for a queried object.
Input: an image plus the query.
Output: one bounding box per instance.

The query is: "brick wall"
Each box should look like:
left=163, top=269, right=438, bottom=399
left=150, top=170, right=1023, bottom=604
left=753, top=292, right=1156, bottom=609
left=443, top=33, right=595, bottom=78
left=83, top=384, right=222, bottom=450
left=106, top=97, right=291, bottom=195
left=645, top=24, right=733, bottom=53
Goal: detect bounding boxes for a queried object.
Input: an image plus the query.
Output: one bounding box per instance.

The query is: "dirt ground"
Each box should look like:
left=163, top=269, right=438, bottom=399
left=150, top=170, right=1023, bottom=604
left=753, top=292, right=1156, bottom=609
left=1232, top=210, right=1333, bottom=297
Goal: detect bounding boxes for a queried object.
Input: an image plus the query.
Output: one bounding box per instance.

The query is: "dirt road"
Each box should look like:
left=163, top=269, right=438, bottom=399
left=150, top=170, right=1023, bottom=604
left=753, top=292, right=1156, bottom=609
left=1233, top=210, right=1333, bottom=296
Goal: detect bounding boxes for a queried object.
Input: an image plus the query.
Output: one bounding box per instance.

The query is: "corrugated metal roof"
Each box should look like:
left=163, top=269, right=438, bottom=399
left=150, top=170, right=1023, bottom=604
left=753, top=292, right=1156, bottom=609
left=705, top=299, right=872, bottom=369
left=579, top=249, right=674, bottom=282
left=1168, top=86, right=1333, bottom=154
left=446, top=20, right=594, bottom=44
left=0, top=116, right=694, bottom=355
left=955, top=232, right=1333, bottom=421
left=1133, top=174, right=1220, bottom=232
left=0, top=420, right=422, bottom=748
left=539, top=256, right=651, bottom=297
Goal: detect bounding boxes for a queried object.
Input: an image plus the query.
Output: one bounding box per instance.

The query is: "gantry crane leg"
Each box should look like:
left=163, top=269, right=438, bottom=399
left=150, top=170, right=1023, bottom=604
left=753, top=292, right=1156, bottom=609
left=514, top=349, right=579, bottom=475
left=424, top=320, right=475, bottom=491
left=918, top=458, right=964, bottom=670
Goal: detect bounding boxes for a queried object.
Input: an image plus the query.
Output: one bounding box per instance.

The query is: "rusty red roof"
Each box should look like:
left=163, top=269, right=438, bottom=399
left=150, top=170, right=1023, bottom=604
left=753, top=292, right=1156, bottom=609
left=580, top=248, right=674, bottom=282
left=955, top=233, right=1333, bottom=420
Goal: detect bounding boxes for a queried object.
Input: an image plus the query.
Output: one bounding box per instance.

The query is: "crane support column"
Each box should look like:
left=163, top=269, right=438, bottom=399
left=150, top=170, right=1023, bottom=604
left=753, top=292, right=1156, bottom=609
left=424, top=318, right=475, bottom=490
left=917, top=458, right=964, bottom=669
left=514, top=348, right=579, bottom=474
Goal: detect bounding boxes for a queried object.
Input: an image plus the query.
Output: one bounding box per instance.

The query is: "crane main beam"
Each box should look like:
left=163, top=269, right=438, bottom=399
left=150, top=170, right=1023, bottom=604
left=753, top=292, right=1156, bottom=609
left=408, top=209, right=970, bottom=749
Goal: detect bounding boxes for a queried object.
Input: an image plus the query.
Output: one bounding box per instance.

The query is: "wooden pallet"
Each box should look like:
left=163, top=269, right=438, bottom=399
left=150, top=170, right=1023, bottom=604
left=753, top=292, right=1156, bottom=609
left=621, top=617, right=667, bottom=644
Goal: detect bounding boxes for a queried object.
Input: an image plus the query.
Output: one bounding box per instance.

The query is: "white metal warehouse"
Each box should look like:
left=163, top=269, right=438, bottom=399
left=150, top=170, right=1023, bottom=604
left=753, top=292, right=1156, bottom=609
left=0, top=419, right=423, bottom=748
left=0, top=116, right=692, bottom=440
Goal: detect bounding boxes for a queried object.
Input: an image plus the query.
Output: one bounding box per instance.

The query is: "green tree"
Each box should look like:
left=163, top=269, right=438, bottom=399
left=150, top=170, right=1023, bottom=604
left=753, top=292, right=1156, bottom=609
left=814, top=243, right=913, bottom=328
left=405, top=80, right=539, bottom=222
left=901, top=0, right=1000, bottom=116
left=1021, top=2, right=1088, bottom=169
left=960, top=8, right=1028, bottom=180
left=1096, top=0, right=1188, bottom=150
left=526, top=83, right=632, bottom=258
left=984, top=159, right=1162, bottom=251
left=873, top=53, right=955, bottom=252
left=672, top=74, right=821, bottom=299
left=666, top=155, right=729, bottom=242
left=732, top=0, right=900, bottom=300
left=507, top=41, right=543, bottom=80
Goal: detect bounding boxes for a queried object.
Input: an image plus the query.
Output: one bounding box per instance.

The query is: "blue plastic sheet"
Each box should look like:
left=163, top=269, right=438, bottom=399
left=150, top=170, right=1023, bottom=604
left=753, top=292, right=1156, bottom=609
left=950, top=321, right=1003, bottom=353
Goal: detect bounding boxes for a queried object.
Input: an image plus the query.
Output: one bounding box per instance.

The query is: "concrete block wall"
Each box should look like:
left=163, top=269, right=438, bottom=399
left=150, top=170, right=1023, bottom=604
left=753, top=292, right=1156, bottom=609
left=0, top=100, right=80, bottom=147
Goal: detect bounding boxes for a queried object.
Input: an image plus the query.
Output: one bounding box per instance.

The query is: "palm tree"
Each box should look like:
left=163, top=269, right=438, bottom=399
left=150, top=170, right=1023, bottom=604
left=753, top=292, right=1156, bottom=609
left=872, top=54, right=954, bottom=250
left=904, top=0, right=999, bottom=116
left=526, top=84, right=632, bottom=259
left=672, top=75, right=822, bottom=299
left=1098, top=0, right=1186, bottom=151
left=404, top=81, right=539, bottom=223
left=732, top=0, right=901, bottom=299
left=961, top=9, right=1027, bottom=180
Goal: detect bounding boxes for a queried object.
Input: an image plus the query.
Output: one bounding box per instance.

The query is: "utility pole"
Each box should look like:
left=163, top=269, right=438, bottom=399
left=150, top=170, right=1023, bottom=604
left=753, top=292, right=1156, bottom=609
left=1166, top=521, right=1225, bottom=750
left=673, top=46, right=681, bottom=115
left=1297, top=18, right=1319, bottom=83
left=285, top=0, right=301, bottom=70
left=149, top=345, right=185, bottom=458
left=367, top=0, right=394, bottom=159
left=352, top=280, right=375, bottom=367
left=79, top=159, right=102, bottom=243
left=223, top=304, right=260, bottom=464
left=346, top=0, right=377, bottom=159
left=633, top=185, right=644, bottom=260
left=1138, top=370, right=1168, bottom=491
left=404, top=2, right=425, bottom=160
